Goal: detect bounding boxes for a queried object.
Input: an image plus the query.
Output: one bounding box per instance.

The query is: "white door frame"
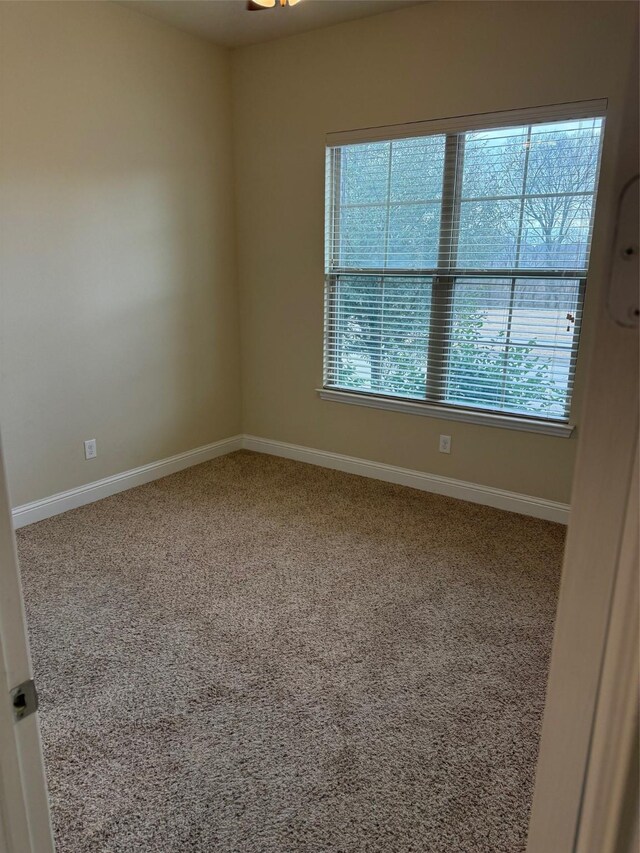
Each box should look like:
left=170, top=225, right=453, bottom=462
left=526, top=41, right=639, bottom=853
left=576, top=445, right=638, bottom=853
left=0, top=431, right=55, bottom=853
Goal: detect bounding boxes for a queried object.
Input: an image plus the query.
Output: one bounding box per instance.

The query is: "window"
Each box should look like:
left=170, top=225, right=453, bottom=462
left=323, top=104, right=605, bottom=428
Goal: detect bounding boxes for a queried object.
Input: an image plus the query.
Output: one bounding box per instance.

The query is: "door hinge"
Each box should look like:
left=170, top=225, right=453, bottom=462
left=608, top=174, right=639, bottom=329
left=10, top=679, right=39, bottom=722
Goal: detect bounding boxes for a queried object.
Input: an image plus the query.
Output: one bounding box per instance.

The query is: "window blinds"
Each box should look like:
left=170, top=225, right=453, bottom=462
left=324, top=105, right=605, bottom=422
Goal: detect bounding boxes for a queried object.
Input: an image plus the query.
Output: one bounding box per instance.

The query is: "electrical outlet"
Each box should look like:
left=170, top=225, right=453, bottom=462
left=439, top=434, right=451, bottom=454
left=84, top=439, right=97, bottom=460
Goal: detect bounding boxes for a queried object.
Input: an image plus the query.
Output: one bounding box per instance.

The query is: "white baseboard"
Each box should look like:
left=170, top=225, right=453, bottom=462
left=12, top=435, right=243, bottom=529
left=242, top=435, right=570, bottom=524
left=12, top=432, right=569, bottom=528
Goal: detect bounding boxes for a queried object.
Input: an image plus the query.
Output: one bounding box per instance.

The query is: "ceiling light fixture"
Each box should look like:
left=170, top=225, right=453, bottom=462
left=247, top=0, right=302, bottom=10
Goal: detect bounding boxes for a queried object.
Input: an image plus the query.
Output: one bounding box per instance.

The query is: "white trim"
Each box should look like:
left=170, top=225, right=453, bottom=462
left=11, top=432, right=569, bottom=529
left=318, top=389, right=575, bottom=438
left=527, top=64, right=639, bottom=849
left=12, top=436, right=243, bottom=529
left=326, top=99, right=608, bottom=146
left=0, top=431, right=55, bottom=852
left=575, top=446, right=638, bottom=853
left=242, top=435, right=570, bottom=524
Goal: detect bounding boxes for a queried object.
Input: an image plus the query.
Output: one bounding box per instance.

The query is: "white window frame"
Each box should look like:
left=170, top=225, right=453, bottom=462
left=320, top=99, right=608, bottom=437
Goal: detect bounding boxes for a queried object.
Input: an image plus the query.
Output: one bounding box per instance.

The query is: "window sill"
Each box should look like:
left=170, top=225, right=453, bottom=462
left=317, top=388, right=575, bottom=438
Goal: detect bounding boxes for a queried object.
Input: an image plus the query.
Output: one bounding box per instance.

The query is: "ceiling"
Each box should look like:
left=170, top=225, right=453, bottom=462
left=117, top=0, right=427, bottom=48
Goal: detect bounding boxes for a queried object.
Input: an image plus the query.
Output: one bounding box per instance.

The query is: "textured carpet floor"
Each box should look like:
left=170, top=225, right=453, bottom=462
left=17, top=450, right=564, bottom=853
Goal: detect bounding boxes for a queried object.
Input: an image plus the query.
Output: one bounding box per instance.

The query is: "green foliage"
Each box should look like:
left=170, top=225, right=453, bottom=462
left=447, top=304, right=565, bottom=416
left=332, top=276, right=429, bottom=397
left=333, top=277, right=566, bottom=417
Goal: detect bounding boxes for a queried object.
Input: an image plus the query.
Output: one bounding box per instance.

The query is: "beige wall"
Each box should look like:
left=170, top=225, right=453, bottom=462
left=0, top=1, right=636, bottom=509
left=0, top=1, right=240, bottom=506
left=232, top=1, right=638, bottom=503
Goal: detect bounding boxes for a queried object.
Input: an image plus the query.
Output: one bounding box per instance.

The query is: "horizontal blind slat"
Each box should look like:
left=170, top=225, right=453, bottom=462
left=324, top=109, right=603, bottom=422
